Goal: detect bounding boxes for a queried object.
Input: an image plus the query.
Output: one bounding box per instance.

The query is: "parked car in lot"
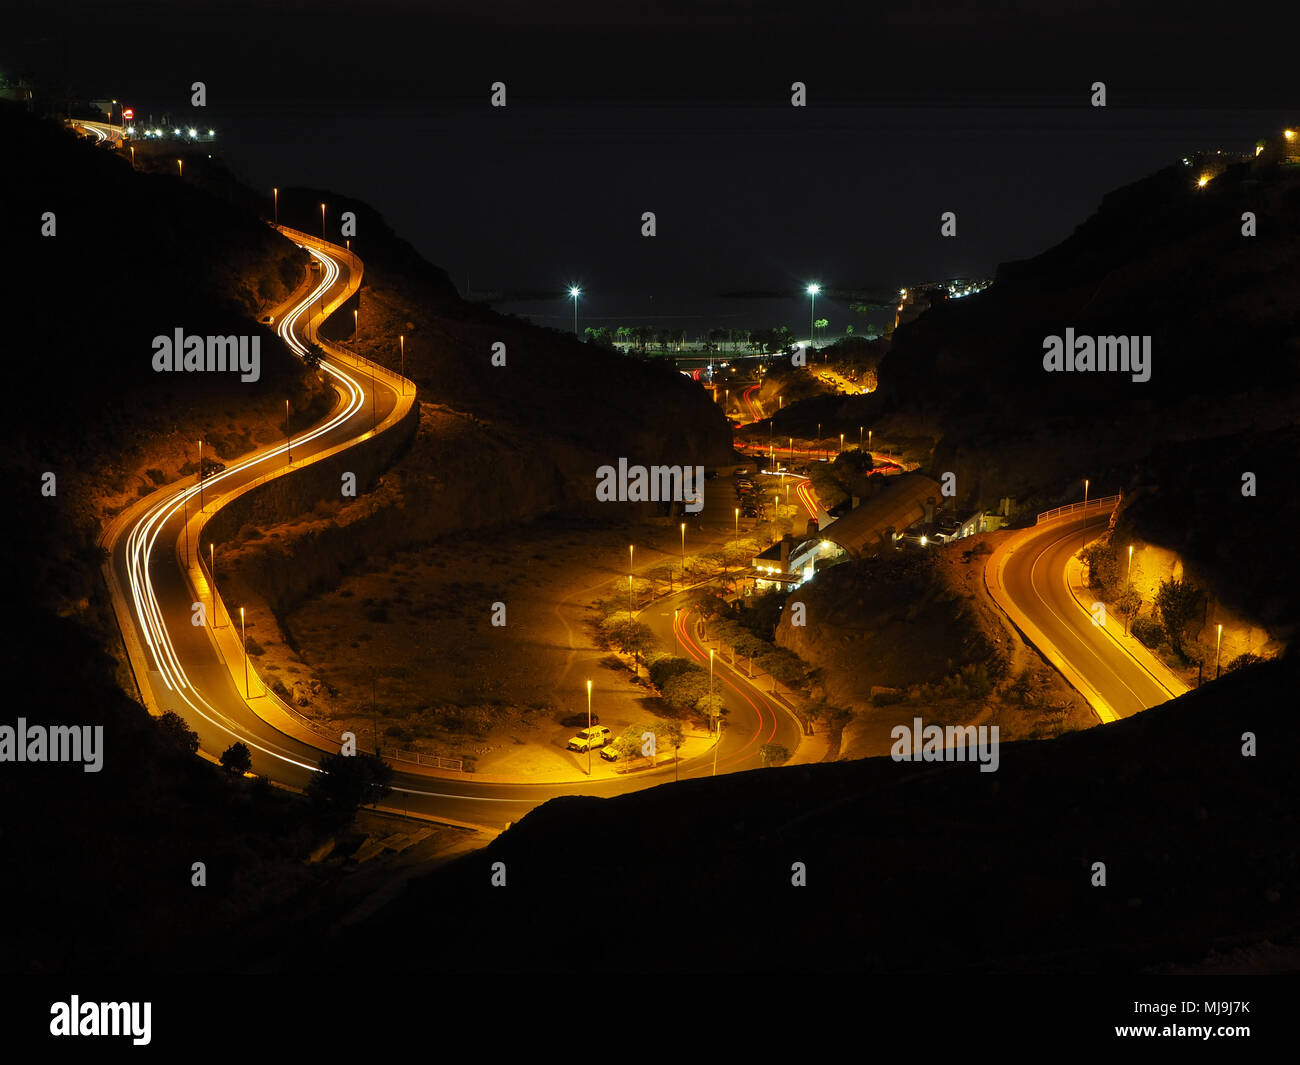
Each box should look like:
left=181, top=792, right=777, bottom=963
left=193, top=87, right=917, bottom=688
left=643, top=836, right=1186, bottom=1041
left=567, top=726, right=612, bottom=752
left=599, top=744, right=621, bottom=761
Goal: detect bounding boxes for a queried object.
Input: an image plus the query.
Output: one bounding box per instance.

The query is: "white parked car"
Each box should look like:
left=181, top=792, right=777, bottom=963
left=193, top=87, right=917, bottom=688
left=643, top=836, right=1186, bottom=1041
left=567, top=726, right=612, bottom=752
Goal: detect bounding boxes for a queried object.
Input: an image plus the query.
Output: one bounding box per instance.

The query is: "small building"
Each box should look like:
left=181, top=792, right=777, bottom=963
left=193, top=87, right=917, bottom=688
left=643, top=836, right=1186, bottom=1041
left=749, top=473, right=942, bottom=589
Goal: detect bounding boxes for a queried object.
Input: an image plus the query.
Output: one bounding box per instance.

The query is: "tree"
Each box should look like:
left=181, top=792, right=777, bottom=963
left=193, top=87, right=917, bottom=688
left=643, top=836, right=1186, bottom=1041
left=220, top=741, right=252, bottom=775
left=307, top=752, right=393, bottom=825
left=663, top=672, right=710, bottom=713
left=1155, top=577, right=1201, bottom=659
left=1115, top=587, right=1141, bottom=621
left=610, top=725, right=648, bottom=765
left=602, top=618, right=656, bottom=675
left=648, top=562, right=677, bottom=593
left=1080, top=540, right=1120, bottom=596
left=687, top=587, right=727, bottom=633
left=758, top=647, right=808, bottom=689
left=158, top=711, right=199, bottom=755
left=695, top=690, right=728, bottom=730
left=649, top=655, right=699, bottom=691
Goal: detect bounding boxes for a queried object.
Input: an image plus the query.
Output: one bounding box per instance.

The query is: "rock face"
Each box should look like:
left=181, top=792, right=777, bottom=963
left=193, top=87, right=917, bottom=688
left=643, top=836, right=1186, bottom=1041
left=878, top=154, right=1300, bottom=514
left=775, top=549, right=1002, bottom=710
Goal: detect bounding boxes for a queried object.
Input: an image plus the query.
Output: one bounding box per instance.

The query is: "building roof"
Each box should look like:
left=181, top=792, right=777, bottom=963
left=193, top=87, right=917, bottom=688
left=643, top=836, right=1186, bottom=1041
left=812, top=473, right=941, bottom=557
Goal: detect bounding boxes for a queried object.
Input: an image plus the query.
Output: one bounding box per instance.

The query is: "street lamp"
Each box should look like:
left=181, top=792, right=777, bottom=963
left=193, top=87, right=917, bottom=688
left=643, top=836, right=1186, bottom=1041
left=680, top=522, right=686, bottom=569
left=734, top=508, right=740, bottom=536
left=1082, top=478, right=1090, bottom=548
left=569, top=286, right=581, bottom=336
left=806, top=283, right=820, bottom=347
left=208, top=543, right=216, bottom=628
left=197, top=438, right=204, bottom=512
left=859, top=426, right=863, bottom=450
left=399, top=334, right=405, bottom=393
left=272, top=186, right=278, bottom=224
left=840, top=432, right=844, bottom=453
left=586, top=679, right=593, bottom=776
left=320, top=202, right=326, bottom=237
left=1125, top=543, right=1135, bottom=635
left=1216, top=624, right=1223, bottom=679
left=176, top=158, right=182, bottom=177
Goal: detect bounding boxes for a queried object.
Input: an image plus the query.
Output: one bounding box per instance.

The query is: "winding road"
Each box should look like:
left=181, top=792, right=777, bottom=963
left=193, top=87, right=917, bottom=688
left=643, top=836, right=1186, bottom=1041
left=987, top=506, right=1186, bottom=722
left=100, top=231, right=803, bottom=830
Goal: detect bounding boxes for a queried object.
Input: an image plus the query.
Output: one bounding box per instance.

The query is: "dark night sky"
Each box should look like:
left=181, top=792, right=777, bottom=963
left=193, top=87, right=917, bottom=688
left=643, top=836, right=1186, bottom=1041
left=8, top=1, right=1299, bottom=329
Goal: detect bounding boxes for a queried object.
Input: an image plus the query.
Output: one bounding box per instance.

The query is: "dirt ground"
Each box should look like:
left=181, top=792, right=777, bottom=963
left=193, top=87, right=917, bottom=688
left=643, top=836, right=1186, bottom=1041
left=241, top=510, right=745, bottom=775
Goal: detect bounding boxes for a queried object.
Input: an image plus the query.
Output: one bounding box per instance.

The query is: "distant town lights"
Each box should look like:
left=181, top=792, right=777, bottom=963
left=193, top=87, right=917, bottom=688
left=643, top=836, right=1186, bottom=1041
left=1285, top=130, right=1296, bottom=140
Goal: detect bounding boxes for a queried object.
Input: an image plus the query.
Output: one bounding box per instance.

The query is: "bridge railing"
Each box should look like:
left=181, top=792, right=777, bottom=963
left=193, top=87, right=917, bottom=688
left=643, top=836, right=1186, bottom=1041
left=1036, top=494, right=1120, bottom=525
left=382, top=748, right=465, bottom=772
left=254, top=680, right=465, bottom=772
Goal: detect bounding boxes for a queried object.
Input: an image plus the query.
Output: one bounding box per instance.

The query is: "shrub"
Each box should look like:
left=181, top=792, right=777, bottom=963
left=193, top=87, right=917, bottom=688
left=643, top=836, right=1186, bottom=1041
left=1133, top=616, right=1164, bottom=649
left=1226, top=652, right=1266, bottom=673
left=220, top=741, right=252, bottom=775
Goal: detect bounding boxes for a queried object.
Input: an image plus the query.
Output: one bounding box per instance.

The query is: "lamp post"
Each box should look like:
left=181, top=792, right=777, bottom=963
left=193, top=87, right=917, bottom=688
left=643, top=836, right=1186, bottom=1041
left=320, top=202, right=326, bottom=238
left=1125, top=543, right=1134, bottom=635
left=840, top=432, right=845, bottom=453
left=208, top=543, right=216, bottom=628
left=586, top=679, right=593, bottom=776
left=1082, top=478, right=1090, bottom=548
left=1216, top=624, right=1223, bottom=679
left=806, top=283, right=820, bottom=347
left=569, top=286, right=580, bottom=336
left=868, top=428, right=872, bottom=453
left=285, top=399, right=292, bottom=463
left=713, top=720, right=724, bottom=776
left=680, top=522, right=686, bottom=570
left=176, top=158, right=182, bottom=177
left=197, top=438, right=204, bottom=512
left=859, top=426, right=863, bottom=450
left=399, top=334, right=405, bottom=393
left=734, top=508, right=740, bottom=536
left=272, top=187, right=278, bottom=224
left=240, top=606, right=249, bottom=697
